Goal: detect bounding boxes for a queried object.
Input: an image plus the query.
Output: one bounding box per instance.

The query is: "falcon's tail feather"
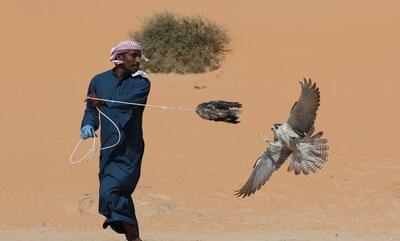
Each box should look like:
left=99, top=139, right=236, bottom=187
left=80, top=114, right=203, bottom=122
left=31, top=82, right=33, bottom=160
left=288, top=131, right=329, bottom=175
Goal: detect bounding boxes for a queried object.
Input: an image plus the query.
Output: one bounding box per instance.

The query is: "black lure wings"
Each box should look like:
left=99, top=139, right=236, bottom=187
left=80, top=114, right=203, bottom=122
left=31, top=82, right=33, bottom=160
left=195, top=100, right=242, bottom=124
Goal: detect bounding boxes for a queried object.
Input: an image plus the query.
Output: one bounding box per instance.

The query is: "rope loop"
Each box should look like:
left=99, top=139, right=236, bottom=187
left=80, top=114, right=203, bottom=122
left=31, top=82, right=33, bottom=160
left=68, top=107, right=121, bottom=164
left=69, top=97, right=193, bottom=164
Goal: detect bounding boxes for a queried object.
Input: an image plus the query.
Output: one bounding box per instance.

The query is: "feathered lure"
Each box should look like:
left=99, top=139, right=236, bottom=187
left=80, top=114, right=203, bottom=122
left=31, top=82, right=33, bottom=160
left=195, top=100, right=242, bottom=124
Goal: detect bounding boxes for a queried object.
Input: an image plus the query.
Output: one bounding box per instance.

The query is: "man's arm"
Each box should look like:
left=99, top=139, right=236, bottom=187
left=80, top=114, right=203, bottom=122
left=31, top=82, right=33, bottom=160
left=81, top=78, right=100, bottom=131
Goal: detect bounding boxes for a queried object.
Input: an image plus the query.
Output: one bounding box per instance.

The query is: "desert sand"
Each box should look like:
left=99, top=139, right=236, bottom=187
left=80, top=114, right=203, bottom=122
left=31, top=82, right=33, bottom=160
left=0, top=0, right=399, bottom=240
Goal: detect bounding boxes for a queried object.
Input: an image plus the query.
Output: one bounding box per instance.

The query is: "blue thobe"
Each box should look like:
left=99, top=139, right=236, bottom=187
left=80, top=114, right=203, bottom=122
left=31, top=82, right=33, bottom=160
left=81, top=69, right=150, bottom=234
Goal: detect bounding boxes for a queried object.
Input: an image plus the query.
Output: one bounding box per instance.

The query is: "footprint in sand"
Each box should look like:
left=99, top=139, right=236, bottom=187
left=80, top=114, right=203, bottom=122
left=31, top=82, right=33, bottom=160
left=78, top=193, right=95, bottom=215
left=148, top=192, right=172, bottom=200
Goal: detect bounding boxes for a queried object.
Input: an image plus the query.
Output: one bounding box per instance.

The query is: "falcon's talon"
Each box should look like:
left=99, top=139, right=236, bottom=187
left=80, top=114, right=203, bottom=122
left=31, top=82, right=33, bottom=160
left=259, top=132, right=269, bottom=142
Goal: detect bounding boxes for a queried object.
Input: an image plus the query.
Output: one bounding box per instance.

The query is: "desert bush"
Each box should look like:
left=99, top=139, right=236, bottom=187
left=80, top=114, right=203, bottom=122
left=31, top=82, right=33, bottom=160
left=131, top=12, right=229, bottom=74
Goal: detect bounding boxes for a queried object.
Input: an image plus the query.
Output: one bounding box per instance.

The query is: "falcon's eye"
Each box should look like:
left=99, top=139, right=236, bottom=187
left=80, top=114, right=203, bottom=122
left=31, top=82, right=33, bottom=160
left=272, top=124, right=281, bottom=129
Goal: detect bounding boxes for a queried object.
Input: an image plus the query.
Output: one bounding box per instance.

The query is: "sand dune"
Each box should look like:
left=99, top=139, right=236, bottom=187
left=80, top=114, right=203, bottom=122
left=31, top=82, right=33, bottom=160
left=0, top=0, right=399, bottom=240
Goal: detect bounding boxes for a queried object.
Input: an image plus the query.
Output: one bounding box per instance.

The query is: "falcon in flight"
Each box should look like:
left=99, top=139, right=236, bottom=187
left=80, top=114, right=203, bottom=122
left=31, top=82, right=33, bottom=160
left=235, top=78, right=329, bottom=198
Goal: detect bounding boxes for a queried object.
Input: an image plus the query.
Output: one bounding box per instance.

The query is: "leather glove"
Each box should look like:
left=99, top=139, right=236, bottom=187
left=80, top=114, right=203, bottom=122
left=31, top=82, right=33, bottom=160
left=80, top=125, right=95, bottom=140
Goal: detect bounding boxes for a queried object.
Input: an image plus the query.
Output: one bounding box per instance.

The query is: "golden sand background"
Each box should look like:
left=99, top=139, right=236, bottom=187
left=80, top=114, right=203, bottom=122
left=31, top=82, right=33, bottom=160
left=0, top=0, right=399, bottom=240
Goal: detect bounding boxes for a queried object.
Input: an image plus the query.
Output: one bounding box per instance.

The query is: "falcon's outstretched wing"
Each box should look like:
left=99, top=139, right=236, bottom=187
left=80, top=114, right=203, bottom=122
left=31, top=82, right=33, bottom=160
left=235, top=142, right=292, bottom=198
left=287, top=78, right=320, bottom=135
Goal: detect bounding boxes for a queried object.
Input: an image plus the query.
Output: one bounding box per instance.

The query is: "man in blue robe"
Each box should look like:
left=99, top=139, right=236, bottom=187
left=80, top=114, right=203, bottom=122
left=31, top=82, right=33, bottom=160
left=80, top=40, right=150, bottom=241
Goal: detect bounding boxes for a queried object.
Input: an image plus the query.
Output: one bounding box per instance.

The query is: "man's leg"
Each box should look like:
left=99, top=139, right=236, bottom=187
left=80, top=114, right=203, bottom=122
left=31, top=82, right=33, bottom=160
left=122, top=222, right=141, bottom=241
left=99, top=155, right=143, bottom=240
left=99, top=174, right=140, bottom=236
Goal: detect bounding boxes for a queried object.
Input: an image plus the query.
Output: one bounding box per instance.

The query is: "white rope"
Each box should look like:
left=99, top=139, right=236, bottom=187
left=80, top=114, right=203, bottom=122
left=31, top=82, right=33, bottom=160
left=69, top=97, right=194, bottom=164
left=68, top=107, right=122, bottom=164
left=86, top=96, right=194, bottom=111
left=68, top=126, right=97, bottom=164
left=68, top=132, right=97, bottom=164
left=97, top=107, right=121, bottom=151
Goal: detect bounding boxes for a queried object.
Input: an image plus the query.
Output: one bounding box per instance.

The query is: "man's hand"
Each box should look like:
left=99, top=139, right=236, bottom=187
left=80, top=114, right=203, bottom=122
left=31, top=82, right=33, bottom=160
left=80, top=125, right=95, bottom=140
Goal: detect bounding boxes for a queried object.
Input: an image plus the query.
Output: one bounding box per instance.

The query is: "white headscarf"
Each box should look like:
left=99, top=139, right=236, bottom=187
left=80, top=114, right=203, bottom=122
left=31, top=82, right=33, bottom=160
left=110, top=40, right=148, bottom=64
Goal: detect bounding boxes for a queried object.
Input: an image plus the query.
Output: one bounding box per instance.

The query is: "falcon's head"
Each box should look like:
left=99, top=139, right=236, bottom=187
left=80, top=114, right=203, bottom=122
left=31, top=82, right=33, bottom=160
left=271, top=123, right=282, bottom=133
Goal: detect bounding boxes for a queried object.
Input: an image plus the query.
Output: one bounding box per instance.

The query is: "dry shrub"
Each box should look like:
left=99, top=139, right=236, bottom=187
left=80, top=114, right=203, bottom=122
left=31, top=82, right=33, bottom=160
left=132, top=12, right=229, bottom=74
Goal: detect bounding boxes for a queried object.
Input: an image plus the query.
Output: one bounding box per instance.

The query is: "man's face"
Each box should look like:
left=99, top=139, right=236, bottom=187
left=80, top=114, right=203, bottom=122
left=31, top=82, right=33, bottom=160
left=119, top=50, right=141, bottom=74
